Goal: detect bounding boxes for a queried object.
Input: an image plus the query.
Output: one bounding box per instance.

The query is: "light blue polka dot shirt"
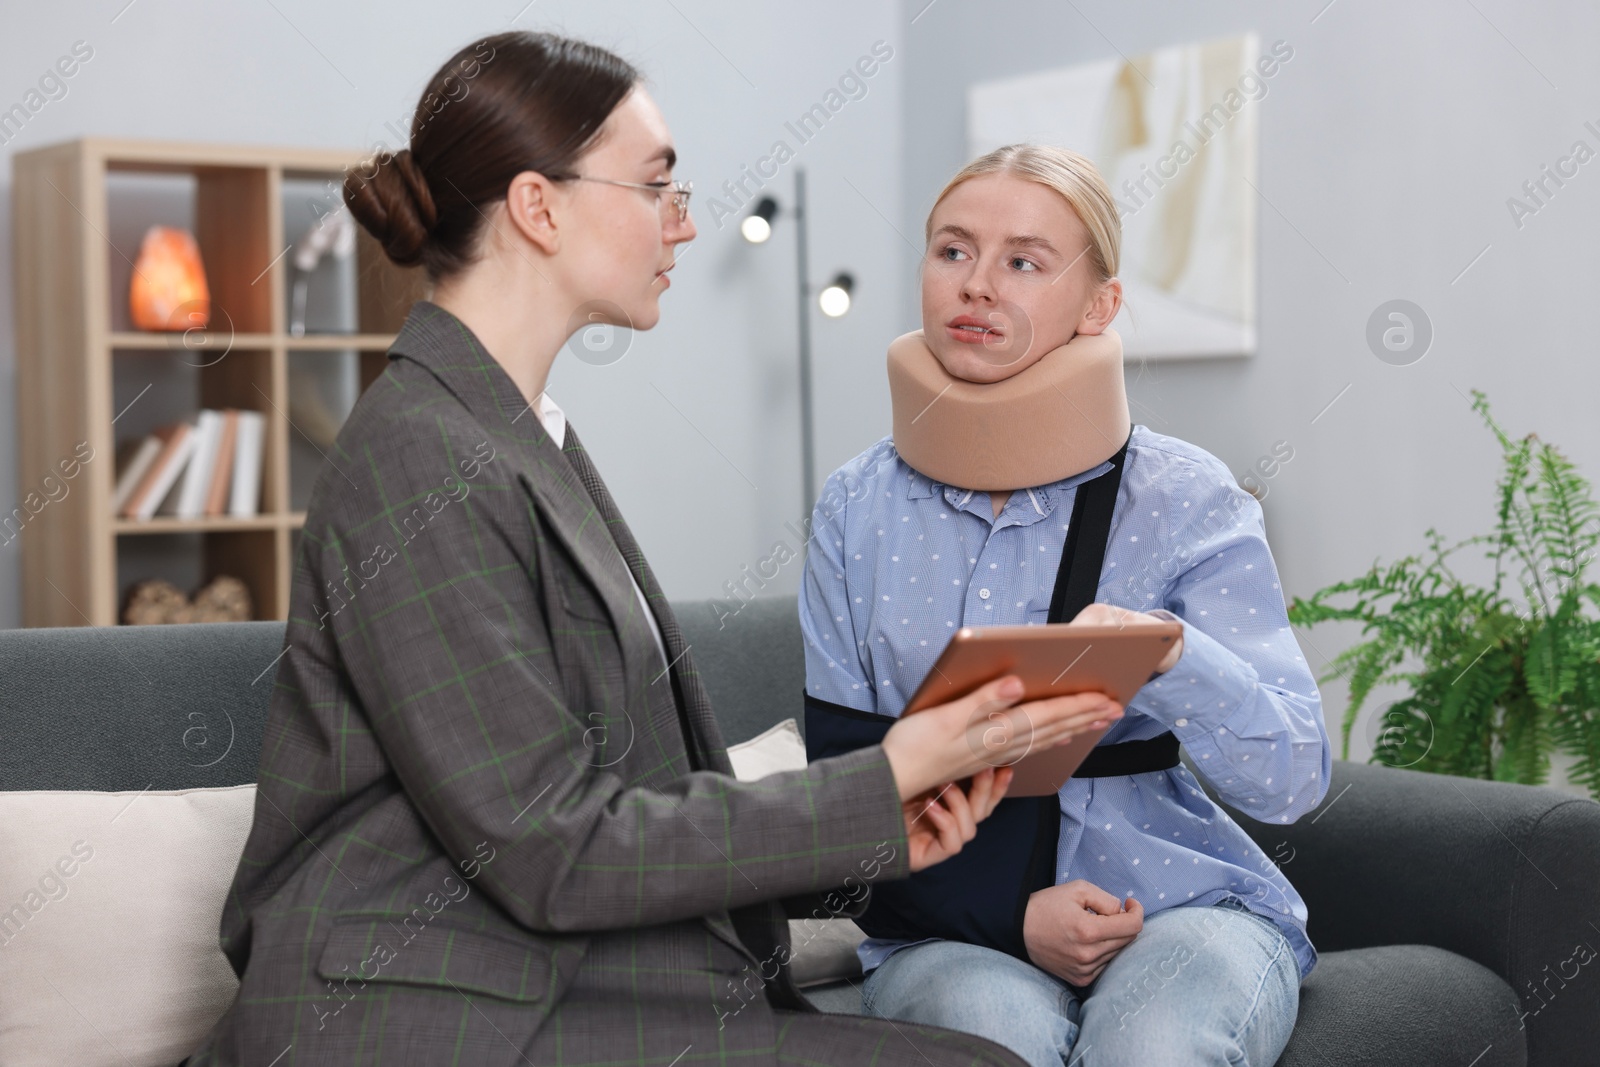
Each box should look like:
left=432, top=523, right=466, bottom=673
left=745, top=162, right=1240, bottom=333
left=799, top=425, right=1331, bottom=981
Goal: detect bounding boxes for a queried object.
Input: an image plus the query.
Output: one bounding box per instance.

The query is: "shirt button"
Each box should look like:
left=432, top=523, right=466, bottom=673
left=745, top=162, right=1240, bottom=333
left=1175, top=717, right=1188, bottom=727
left=978, top=588, right=991, bottom=600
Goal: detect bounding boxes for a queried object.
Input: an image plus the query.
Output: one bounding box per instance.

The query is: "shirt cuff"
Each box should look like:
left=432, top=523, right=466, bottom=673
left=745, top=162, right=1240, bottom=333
left=1138, top=611, right=1261, bottom=743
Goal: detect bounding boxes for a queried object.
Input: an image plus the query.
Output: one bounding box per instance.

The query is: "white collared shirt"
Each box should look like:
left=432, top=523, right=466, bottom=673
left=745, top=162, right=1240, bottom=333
left=538, top=393, right=668, bottom=670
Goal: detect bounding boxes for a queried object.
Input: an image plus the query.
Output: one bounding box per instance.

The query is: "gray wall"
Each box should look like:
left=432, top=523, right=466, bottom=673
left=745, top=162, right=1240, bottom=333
left=901, top=0, right=1600, bottom=766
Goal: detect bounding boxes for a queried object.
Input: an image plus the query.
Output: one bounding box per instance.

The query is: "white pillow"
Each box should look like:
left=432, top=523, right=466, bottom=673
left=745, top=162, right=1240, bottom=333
left=726, top=717, right=809, bottom=780
left=0, top=785, right=255, bottom=1067
left=726, top=718, right=868, bottom=988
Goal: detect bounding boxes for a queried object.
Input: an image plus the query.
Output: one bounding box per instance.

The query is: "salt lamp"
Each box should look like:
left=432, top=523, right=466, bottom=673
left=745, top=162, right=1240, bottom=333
left=129, top=225, right=210, bottom=331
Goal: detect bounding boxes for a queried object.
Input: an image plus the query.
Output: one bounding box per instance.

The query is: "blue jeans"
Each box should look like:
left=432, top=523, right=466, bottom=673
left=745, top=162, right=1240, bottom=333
left=860, top=898, right=1300, bottom=1067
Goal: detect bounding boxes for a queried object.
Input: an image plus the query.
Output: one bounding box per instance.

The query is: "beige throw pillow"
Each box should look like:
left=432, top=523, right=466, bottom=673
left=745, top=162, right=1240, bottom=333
left=0, top=785, right=255, bottom=1067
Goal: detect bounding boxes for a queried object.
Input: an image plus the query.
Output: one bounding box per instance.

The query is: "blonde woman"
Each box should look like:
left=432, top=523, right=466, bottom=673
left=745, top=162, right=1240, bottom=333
left=800, top=144, right=1330, bottom=1066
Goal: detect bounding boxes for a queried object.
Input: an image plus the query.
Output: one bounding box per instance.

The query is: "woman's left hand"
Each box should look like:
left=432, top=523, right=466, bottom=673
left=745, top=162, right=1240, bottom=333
left=901, top=765, right=1013, bottom=872
left=1070, top=603, right=1185, bottom=673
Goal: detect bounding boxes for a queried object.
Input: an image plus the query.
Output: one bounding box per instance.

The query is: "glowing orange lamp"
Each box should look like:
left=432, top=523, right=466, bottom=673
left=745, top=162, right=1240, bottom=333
left=129, top=226, right=210, bottom=331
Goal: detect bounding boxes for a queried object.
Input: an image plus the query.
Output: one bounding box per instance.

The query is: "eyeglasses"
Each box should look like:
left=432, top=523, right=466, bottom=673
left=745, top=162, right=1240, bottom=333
left=557, top=175, right=693, bottom=222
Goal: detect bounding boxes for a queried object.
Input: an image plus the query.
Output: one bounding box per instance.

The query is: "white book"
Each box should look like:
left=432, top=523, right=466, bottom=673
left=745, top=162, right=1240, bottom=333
left=175, top=409, right=224, bottom=520
left=111, top=435, right=164, bottom=514
left=140, top=426, right=200, bottom=521
left=229, top=410, right=266, bottom=518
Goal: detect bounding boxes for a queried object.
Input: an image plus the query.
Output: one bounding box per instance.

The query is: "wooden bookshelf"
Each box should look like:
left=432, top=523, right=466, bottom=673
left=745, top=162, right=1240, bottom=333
left=11, top=138, right=426, bottom=627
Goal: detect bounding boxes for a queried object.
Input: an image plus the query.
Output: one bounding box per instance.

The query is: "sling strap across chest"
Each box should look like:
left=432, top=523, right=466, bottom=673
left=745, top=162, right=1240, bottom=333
left=803, top=430, right=1179, bottom=962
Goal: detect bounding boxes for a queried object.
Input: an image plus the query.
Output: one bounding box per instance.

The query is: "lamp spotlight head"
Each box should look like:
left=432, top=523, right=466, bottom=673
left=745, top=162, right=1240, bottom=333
left=818, top=272, right=854, bottom=317
left=741, top=197, right=780, bottom=244
left=741, top=215, right=772, bottom=244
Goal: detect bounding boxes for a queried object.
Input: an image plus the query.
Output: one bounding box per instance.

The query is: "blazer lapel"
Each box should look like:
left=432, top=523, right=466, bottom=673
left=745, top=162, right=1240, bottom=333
left=517, top=464, right=646, bottom=658
left=560, top=424, right=735, bottom=777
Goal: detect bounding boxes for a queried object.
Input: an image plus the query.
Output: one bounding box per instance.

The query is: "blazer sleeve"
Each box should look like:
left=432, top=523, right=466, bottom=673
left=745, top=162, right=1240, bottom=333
left=316, top=417, right=910, bottom=934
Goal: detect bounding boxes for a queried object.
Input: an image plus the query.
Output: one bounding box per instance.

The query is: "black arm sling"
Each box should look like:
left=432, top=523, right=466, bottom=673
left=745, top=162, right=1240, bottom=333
left=803, top=431, right=1179, bottom=962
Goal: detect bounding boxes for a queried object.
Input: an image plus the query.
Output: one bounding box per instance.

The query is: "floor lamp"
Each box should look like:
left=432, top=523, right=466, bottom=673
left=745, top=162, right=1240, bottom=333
left=740, top=166, right=855, bottom=524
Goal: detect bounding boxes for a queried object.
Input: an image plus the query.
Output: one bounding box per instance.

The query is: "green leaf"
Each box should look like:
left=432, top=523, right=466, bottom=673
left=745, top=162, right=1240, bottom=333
left=1293, top=391, right=1600, bottom=800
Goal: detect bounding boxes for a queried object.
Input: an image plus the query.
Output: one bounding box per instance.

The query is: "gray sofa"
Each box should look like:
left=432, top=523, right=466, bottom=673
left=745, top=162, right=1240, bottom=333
left=4, top=594, right=1598, bottom=1067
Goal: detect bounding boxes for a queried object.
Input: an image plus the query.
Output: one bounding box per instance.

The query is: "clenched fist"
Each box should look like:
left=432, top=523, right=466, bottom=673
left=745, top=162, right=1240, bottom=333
left=1022, top=879, right=1144, bottom=987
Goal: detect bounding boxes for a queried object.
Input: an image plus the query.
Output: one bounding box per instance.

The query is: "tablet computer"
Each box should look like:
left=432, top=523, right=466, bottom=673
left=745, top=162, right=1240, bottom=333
left=902, top=621, right=1182, bottom=797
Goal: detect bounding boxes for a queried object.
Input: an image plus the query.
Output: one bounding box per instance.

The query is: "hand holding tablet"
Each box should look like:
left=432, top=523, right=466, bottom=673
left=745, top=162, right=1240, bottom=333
left=881, top=673, right=1125, bottom=803
left=880, top=673, right=1125, bottom=871
left=897, top=619, right=1182, bottom=797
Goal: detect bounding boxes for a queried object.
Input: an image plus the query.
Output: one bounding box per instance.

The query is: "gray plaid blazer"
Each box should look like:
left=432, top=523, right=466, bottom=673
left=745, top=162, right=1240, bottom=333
left=183, top=301, right=940, bottom=1067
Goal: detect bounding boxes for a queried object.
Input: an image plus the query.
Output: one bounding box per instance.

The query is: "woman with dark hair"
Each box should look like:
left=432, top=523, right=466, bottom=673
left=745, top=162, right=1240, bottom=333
left=183, top=31, right=1120, bottom=1066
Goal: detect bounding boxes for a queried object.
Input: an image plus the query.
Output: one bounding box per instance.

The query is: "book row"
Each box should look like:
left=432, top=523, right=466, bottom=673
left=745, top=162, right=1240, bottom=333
left=112, top=409, right=266, bottom=521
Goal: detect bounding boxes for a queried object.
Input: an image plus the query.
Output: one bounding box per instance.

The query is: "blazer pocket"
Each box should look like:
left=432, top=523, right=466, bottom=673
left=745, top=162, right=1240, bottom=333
left=316, top=915, right=587, bottom=1006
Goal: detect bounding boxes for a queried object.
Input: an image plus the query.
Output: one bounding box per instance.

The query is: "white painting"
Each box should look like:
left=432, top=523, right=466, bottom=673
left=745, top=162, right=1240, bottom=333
left=968, top=32, right=1264, bottom=359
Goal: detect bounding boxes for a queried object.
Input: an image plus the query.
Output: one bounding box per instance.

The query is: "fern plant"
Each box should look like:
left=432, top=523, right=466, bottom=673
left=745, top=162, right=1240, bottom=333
left=1288, top=390, right=1600, bottom=800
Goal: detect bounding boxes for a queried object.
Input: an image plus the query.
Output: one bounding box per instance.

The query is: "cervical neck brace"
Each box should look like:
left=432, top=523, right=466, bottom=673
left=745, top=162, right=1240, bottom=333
left=887, top=328, right=1130, bottom=492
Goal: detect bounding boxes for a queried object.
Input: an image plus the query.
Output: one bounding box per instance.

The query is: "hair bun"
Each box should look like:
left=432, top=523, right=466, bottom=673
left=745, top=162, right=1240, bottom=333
left=343, top=147, right=439, bottom=268
left=391, top=149, right=438, bottom=232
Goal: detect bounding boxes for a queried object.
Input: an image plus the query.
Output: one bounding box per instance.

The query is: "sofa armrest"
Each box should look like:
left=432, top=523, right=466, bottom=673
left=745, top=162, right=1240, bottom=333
left=1207, top=758, right=1600, bottom=1066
